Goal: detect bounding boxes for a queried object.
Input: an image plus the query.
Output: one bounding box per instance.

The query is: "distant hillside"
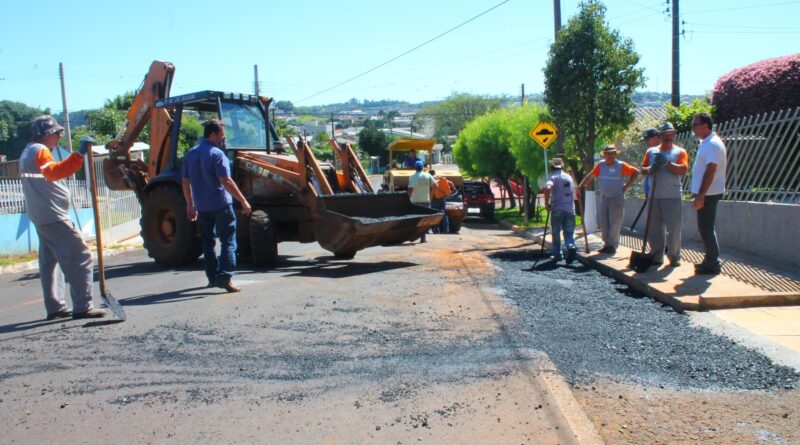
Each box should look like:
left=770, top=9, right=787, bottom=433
left=296, top=92, right=702, bottom=115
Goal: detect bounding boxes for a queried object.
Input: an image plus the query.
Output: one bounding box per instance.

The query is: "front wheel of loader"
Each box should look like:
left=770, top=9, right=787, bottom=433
left=250, top=209, right=277, bottom=268
left=141, top=186, right=202, bottom=267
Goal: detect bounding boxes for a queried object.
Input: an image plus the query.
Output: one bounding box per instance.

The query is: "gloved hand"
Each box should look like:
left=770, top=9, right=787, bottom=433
left=650, top=153, right=667, bottom=173
left=78, top=135, right=96, bottom=156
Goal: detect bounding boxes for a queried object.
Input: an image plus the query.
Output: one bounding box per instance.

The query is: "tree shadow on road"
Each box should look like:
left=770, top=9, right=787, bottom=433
left=272, top=257, right=417, bottom=279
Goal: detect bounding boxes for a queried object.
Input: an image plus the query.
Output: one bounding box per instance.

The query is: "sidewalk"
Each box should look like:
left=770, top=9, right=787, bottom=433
left=0, top=235, right=143, bottom=275
left=519, top=225, right=800, bottom=311
left=503, top=221, right=800, bottom=363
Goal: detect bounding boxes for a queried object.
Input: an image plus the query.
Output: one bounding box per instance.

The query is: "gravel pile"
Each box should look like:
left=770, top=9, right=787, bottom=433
left=487, top=249, right=799, bottom=390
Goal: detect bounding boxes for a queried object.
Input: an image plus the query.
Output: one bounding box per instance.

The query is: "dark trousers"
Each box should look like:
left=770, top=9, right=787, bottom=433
left=431, top=198, right=448, bottom=234
left=197, top=204, right=238, bottom=285
left=696, top=194, right=722, bottom=267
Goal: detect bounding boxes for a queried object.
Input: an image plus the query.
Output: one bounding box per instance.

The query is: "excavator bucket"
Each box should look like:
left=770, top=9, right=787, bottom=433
left=313, top=192, right=442, bottom=257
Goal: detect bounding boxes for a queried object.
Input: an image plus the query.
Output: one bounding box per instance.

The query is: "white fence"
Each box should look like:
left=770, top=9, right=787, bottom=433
left=622, top=107, right=800, bottom=203
left=0, top=157, right=141, bottom=245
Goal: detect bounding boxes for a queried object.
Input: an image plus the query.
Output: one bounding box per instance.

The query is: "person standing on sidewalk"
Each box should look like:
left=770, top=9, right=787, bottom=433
left=182, top=119, right=251, bottom=293
left=641, top=128, right=661, bottom=198
left=544, top=158, right=577, bottom=264
left=20, top=115, right=106, bottom=320
left=641, top=122, right=689, bottom=268
left=578, top=146, right=639, bottom=254
left=690, top=112, right=727, bottom=275
left=407, top=160, right=436, bottom=243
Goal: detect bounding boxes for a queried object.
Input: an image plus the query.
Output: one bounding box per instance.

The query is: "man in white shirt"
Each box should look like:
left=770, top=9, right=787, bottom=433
left=407, top=160, right=435, bottom=243
left=691, top=112, right=727, bottom=275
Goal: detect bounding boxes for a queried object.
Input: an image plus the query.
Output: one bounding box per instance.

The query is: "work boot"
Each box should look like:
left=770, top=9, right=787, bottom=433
left=72, top=308, right=107, bottom=319
left=46, top=309, right=73, bottom=321
left=598, top=245, right=616, bottom=254
left=668, top=256, right=681, bottom=268
left=694, top=263, right=721, bottom=275
left=566, top=246, right=577, bottom=264
left=218, top=281, right=241, bottom=293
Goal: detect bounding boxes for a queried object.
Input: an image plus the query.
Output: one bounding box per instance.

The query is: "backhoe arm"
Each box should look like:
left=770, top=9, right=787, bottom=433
left=103, top=61, right=175, bottom=193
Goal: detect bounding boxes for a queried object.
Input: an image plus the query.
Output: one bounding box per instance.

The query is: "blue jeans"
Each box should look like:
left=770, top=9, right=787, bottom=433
left=550, top=209, right=576, bottom=258
left=431, top=198, right=448, bottom=234
left=197, top=204, right=237, bottom=285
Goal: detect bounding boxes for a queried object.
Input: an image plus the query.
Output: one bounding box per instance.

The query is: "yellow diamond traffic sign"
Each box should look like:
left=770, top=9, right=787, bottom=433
left=529, top=122, right=558, bottom=149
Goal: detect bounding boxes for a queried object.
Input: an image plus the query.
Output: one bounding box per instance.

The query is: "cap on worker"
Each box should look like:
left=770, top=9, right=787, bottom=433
left=602, top=145, right=618, bottom=154
left=549, top=157, right=564, bottom=169
left=658, top=122, right=676, bottom=133
left=31, top=115, right=65, bottom=138
left=414, top=160, right=424, bottom=169
left=642, top=128, right=659, bottom=140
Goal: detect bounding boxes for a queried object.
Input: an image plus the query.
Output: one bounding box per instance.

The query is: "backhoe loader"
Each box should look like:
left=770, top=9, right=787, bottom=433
left=102, top=61, right=441, bottom=267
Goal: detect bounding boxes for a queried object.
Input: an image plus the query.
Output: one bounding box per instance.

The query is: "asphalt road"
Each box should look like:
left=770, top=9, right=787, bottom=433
left=0, top=223, right=591, bottom=444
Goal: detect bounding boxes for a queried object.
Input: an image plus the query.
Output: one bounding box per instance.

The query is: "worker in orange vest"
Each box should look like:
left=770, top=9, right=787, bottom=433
left=430, top=169, right=454, bottom=234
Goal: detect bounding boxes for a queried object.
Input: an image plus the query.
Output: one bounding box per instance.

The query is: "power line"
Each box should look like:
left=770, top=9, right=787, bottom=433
left=296, top=0, right=512, bottom=104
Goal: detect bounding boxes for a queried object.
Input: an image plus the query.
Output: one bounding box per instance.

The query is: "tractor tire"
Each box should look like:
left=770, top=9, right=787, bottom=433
left=448, top=220, right=462, bottom=234
left=333, top=250, right=356, bottom=260
left=250, top=209, right=277, bottom=268
left=141, top=185, right=202, bottom=267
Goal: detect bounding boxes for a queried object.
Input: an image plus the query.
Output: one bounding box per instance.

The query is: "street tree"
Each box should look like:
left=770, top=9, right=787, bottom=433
left=358, top=122, right=391, bottom=163
left=0, top=101, right=48, bottom=159
left=452, top=109, right=518, bottom=207
left=544, top=0, right=645, bottom=175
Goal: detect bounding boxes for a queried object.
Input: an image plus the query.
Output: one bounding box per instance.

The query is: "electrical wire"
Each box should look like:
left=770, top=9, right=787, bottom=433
left=296, top=0, right=512, bottom=104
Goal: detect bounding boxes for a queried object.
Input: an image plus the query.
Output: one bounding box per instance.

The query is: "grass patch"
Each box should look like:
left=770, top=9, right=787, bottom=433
left=0, top=253, right=38, bottom=267
left=495, top=206, right=583, bottom=229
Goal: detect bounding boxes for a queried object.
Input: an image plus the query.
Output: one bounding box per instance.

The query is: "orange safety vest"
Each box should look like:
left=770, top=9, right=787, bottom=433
left=432, top=178, right=453, bottom=199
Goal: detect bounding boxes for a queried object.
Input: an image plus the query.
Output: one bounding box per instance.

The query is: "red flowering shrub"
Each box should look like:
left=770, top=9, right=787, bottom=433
left=711, top=54, right=800, bottom=122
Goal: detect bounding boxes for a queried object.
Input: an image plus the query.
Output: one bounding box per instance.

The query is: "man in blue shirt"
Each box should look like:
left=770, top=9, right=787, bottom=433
left=403, top=149, right=421, bottom=168
left=182, top=119, right=252, bottom=293
left=544, top=157, right=577, bottom=264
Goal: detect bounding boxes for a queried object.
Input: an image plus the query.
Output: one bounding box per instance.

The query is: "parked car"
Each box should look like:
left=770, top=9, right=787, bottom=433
left=463, top=180, right=495, bottom=220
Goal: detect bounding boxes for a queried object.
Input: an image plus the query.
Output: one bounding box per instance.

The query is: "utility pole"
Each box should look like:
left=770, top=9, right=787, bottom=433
left=553, top=0, right=561, bottom=36
left=522, top=83, right=529, bottom=226
left=553, top=0, right=564, bottom=170
left=58, top=63, right=73, bottom=152
left=671, top=0, right=680, bottom=106
left=254, top=64, right=260, bottom=96
left=59, top=62, right=77, bottom=181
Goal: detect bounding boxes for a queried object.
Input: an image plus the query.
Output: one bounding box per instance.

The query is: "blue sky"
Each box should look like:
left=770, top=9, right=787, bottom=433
left=1, top=0, right=798, bottom=112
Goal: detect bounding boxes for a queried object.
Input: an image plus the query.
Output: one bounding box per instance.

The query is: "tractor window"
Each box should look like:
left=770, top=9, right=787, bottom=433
left=219, top=103, right=268, bottom=150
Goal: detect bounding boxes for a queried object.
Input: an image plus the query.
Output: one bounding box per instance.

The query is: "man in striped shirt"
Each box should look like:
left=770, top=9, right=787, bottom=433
left=19, top=115, right=106, bottom=320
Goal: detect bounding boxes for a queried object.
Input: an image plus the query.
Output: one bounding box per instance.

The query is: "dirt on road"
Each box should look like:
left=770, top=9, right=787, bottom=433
left=1, top=222, right=797, bottom=444
left=1, top=225, right=592, bottom=444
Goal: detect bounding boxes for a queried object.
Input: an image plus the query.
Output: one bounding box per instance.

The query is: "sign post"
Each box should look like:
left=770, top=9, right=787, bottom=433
left=528, top=122, right=559, bottom=225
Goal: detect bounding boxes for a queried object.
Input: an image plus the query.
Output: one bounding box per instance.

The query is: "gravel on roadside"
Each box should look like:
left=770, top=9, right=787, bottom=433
left=487, top=249, right=800, bottom=391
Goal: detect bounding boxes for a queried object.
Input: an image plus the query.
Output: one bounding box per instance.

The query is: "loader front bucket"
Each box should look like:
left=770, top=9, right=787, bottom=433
left=314, top=192, right=442, bottom=257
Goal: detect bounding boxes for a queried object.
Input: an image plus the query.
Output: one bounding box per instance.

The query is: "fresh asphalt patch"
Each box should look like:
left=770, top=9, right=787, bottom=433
left=487, top=248, right=800, bottom=391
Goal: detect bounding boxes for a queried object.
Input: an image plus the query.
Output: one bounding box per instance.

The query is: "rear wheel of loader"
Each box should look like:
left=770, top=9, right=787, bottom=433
left=141, top=186, right=202, bottom=267
left=333, top=251, right=356, bottom=260
left=250, top=209, right=277, bottom=268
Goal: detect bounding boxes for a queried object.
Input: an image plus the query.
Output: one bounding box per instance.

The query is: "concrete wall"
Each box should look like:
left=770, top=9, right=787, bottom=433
left=621, top=198, right=800, bottom=270
left=0, top=209, right=95, bottom=255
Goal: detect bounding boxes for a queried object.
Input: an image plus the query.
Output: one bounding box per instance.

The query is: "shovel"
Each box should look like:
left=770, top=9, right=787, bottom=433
left=86, top=141, right=126, bottom=320
left=629, top=169, right=658, bottom=273
left=576, top=193, right=590, bottom=253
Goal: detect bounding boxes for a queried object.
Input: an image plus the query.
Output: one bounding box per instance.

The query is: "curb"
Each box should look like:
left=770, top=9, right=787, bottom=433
left=0, top=244, right=142, bottom=276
